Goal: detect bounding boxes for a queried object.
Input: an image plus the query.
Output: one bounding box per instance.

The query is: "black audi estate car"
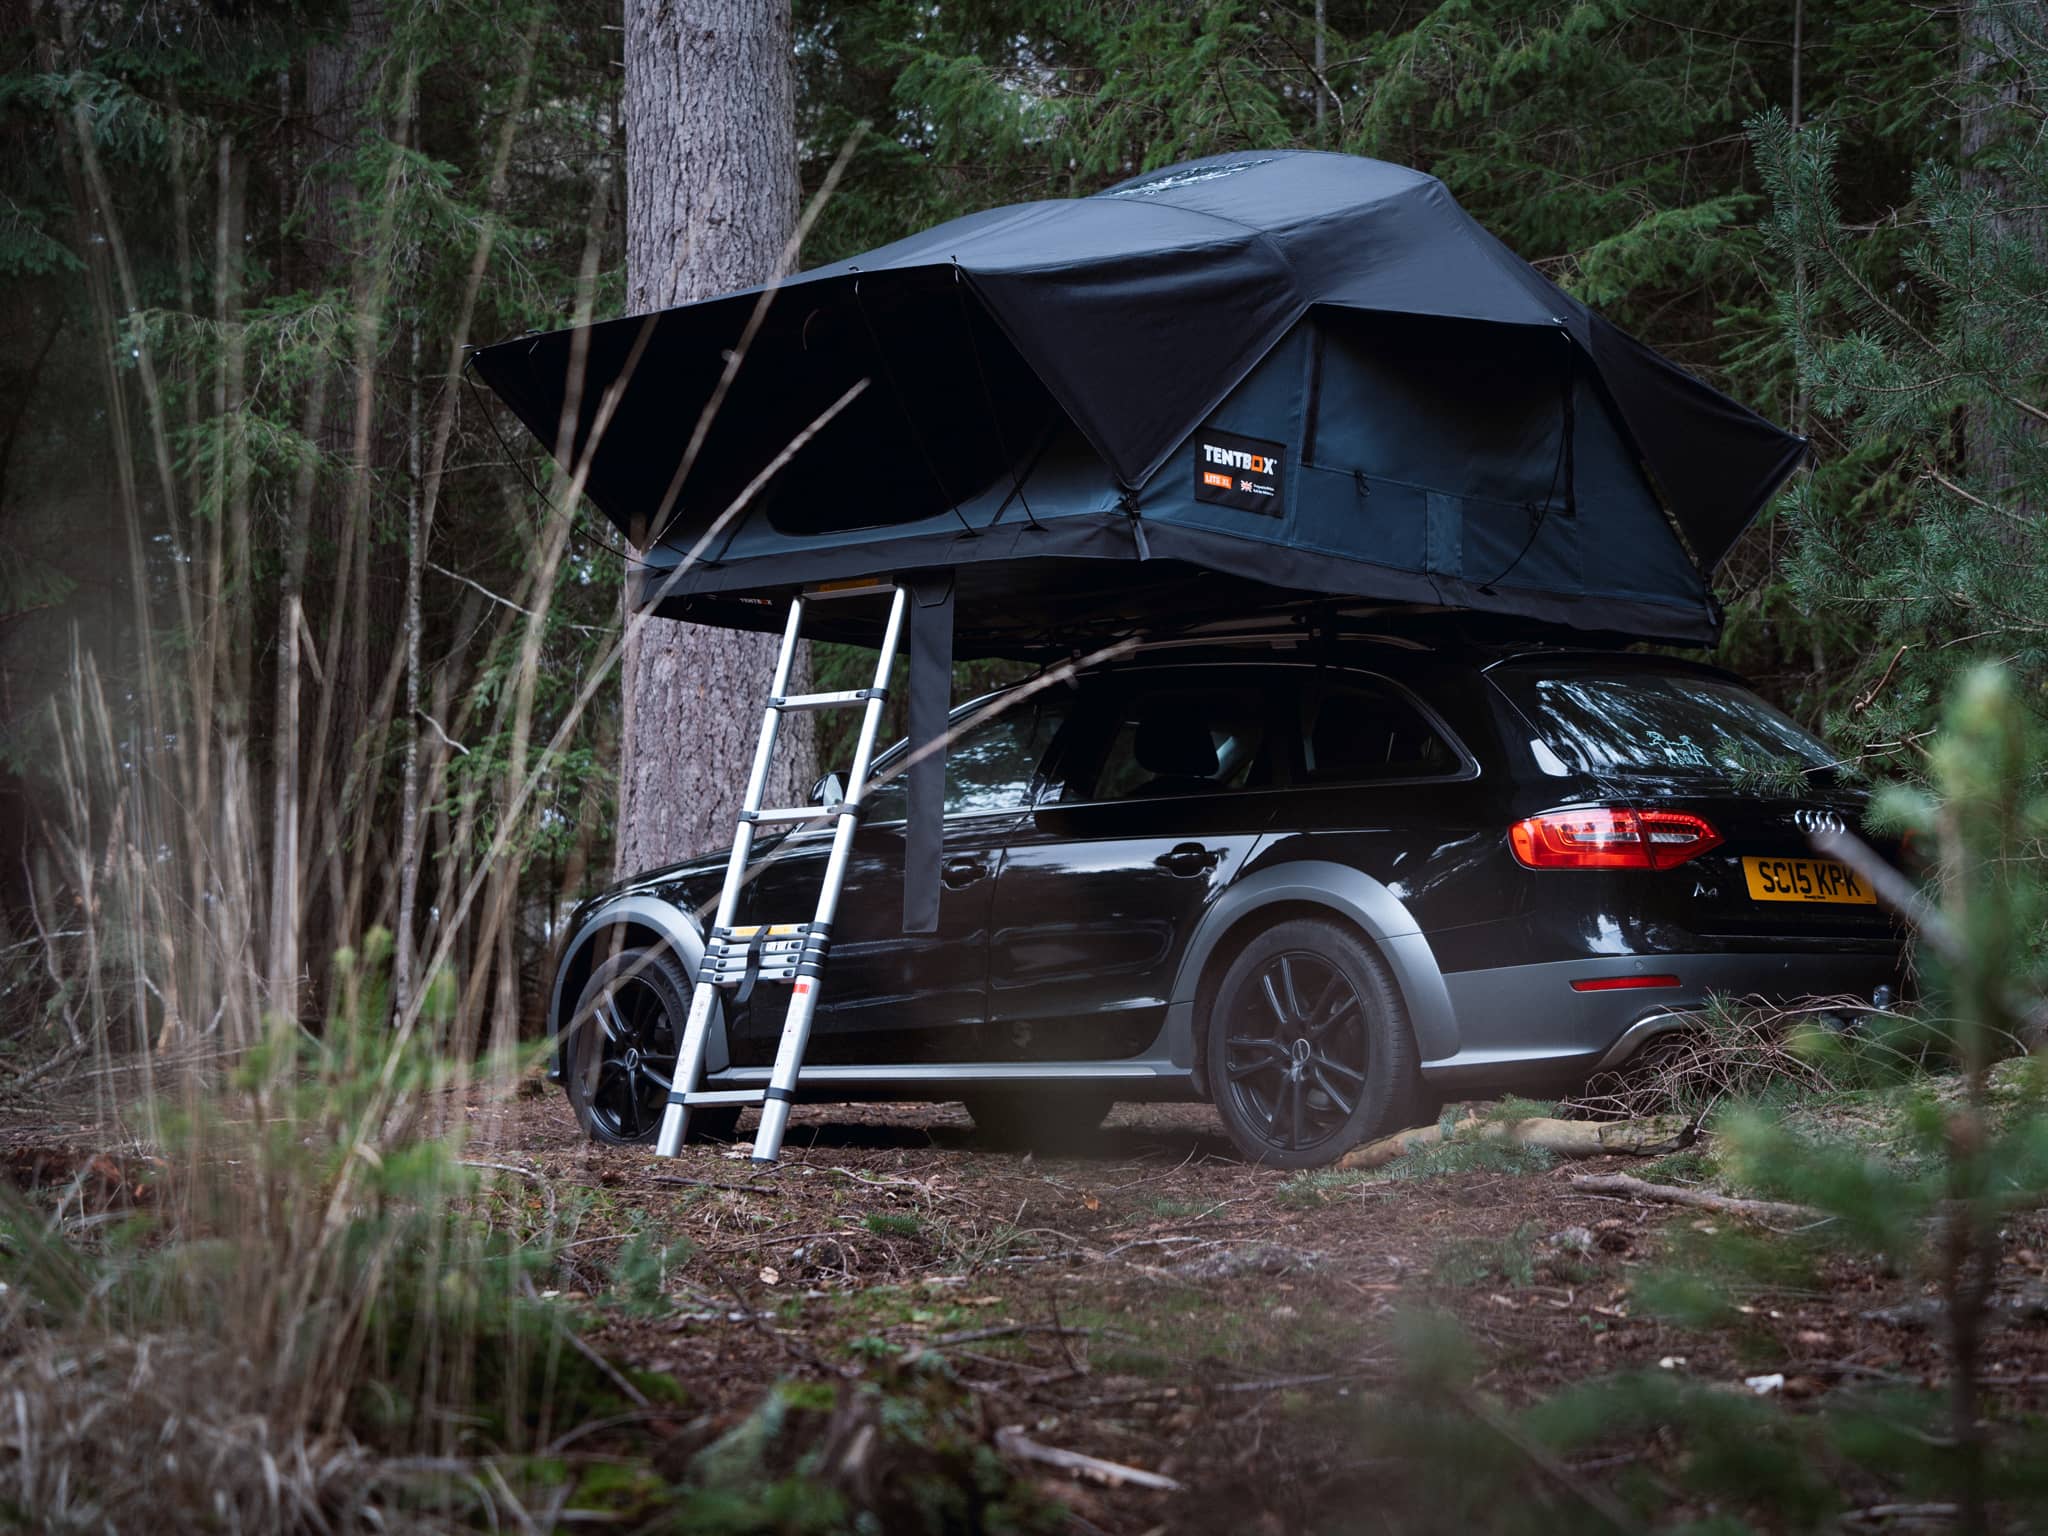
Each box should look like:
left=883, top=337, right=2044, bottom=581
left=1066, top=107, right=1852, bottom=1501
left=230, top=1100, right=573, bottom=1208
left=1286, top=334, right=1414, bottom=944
left=551, top=634, right=1905, bottom=1168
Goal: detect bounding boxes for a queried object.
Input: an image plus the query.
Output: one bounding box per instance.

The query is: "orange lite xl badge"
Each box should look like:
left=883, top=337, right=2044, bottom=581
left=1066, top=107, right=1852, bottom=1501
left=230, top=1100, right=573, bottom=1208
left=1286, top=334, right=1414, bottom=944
left=1193, top=429, right=1284, bottom=517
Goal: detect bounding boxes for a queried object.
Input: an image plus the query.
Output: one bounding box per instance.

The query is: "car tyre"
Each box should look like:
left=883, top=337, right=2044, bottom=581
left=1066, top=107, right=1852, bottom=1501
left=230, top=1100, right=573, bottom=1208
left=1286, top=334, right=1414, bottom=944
left=1206, top=917, right=1415, bottom=1169
left=963, top=1090, right=1114, bottom=1150
left=565, top=947, right=742, bottom=1147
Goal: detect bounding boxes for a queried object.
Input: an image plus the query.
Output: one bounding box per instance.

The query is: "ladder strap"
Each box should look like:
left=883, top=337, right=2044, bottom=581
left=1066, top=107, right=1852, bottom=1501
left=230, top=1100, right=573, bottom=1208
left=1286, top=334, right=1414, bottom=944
left=904, top=574, right=955, bottom=935
left=734, top=926, right=768, bottom=1006
left=763, top=1086, right=795, bottom=1103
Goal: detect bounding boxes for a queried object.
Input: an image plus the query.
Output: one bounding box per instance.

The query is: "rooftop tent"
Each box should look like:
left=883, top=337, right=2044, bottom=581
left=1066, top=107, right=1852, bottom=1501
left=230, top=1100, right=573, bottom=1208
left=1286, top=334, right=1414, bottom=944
left=472, top=149, right=1806, bottom=653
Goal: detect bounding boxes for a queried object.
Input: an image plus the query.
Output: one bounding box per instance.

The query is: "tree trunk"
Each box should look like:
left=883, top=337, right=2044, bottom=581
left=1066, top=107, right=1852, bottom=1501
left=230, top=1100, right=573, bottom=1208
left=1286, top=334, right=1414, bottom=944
left=618, top=0, right=813, bottom=876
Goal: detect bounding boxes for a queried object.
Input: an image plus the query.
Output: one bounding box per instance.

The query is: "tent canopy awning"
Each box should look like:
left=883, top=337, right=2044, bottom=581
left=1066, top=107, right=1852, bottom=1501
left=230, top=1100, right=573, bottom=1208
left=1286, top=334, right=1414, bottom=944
left=473, top=150, right=1805, bottom=655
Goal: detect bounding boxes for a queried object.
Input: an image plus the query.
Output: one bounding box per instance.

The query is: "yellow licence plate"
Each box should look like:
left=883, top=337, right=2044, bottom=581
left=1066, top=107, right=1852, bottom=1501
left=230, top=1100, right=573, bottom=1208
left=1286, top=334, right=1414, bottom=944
left=1742, top=856, right=1875, bottom=905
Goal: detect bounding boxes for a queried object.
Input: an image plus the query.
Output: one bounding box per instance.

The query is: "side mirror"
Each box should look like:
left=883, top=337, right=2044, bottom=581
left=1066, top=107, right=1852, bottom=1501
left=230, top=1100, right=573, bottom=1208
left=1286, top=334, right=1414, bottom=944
left=811, top=772, right=845, bottom=807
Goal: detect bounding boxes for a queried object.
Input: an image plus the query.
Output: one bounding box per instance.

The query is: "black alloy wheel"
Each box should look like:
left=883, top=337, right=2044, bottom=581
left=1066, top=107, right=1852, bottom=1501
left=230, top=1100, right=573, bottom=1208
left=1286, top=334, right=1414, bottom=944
left=566, top=947, right=740, bottom=1147
left=1206, top=917, right=1414, bottom=1168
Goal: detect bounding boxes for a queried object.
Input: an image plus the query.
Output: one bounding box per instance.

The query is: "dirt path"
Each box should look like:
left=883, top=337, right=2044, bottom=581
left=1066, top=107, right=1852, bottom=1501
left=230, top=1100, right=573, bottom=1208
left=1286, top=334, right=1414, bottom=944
left=469, top=1094, right=2048, bottom=1531
left=10, top=1085, right=2048, bottom=1530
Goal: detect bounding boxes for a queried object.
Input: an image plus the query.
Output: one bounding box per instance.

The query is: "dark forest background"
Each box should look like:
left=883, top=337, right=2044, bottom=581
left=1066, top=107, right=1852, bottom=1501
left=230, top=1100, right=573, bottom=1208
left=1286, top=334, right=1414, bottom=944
left=0, top=0, right=2041, bottom=1053
left=5, top=7, right=2048, bottom=1531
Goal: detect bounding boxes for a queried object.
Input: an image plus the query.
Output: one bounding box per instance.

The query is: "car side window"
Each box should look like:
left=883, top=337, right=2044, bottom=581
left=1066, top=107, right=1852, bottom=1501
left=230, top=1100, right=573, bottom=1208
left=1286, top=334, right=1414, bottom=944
left=1080, top=685, right=1275, bottom=801
left=1298, top=677, right=1461, bottom=783
left=861, top=692, right=1070, bottom=824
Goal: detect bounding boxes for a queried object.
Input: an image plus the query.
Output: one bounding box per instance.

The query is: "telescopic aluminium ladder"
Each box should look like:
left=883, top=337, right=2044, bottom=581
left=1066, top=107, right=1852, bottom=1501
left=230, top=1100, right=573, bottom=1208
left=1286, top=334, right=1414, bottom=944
left=654, top=580, right=907, bottom=1165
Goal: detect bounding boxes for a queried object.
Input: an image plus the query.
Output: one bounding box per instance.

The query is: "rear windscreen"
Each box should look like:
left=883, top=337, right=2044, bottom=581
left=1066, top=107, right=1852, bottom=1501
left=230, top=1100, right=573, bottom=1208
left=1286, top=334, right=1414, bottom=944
left=1491, top=666, right=1838, bottom=779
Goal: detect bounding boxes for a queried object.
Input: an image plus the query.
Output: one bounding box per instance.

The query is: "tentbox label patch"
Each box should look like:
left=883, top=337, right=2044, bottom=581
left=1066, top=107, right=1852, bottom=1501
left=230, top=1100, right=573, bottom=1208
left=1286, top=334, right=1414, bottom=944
left=1194, top=429, right=1284, bottom=516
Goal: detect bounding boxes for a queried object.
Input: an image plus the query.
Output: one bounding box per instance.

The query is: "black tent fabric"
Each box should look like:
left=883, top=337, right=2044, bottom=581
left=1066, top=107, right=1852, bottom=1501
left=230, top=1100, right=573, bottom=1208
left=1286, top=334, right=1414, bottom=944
left=473, top=150, right=1806, bottom=653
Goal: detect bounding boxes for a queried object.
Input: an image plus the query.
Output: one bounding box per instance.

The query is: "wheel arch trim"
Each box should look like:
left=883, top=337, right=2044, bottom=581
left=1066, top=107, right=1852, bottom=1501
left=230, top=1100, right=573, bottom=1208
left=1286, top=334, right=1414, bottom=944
left=549, top=894, right=728, bottom=1079
left=1166, top=861, right=1459, bottom=1066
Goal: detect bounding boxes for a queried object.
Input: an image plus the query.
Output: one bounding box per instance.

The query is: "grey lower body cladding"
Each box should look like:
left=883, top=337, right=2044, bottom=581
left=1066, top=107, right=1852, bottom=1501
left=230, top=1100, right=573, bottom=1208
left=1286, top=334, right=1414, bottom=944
left=1421, top=950, right=1903, bottom=1090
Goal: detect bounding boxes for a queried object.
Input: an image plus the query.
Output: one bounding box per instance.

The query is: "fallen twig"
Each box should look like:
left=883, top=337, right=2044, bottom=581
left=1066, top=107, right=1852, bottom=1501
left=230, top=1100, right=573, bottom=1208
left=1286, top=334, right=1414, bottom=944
left=1338, top=1113, right=1695, bottom=1171
left=1841, top=1503, right=1959, bottom=1525
left=925, top=1322, right=1096, bottom=1349
left=1569, top=1172, right=1823, bottom=1227
left=0, top=1041, right=87, bottom=1098
left=650, top=1174, right=789, bottom=1197
left=994, top=1425, right=1183, bottom=1492
left=1215, top=1371, right=1345, bottom=1394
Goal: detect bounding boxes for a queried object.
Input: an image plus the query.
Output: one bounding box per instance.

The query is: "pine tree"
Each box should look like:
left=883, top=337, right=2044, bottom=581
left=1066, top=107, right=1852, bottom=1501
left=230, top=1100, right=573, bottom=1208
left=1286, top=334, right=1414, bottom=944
left=1750, top=3, right=2048, bottom=810
left=0, top=0, right=631, bottom=1046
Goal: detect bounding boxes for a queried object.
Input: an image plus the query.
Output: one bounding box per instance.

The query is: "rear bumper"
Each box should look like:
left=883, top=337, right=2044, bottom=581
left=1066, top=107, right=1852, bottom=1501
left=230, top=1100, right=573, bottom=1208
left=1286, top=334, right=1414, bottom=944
left=1422, top=949, right=1904, bottom=1090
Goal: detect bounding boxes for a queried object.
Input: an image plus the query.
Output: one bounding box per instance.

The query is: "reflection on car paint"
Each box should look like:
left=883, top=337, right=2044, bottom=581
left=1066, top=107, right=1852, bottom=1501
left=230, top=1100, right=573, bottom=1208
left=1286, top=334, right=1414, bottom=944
left=560, top=645, right=1907, bottom=1118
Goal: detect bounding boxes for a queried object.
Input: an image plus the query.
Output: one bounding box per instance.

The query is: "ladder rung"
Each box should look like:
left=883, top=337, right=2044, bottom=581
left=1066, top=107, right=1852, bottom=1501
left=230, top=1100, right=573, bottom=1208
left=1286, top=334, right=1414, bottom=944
left=773, top=688, right=884, bottom=711
left=683, top=1089, right=767, bottom=1107
left=708, top=948, right=804, bottom=963
left=744, top=806, right=832, bottom=824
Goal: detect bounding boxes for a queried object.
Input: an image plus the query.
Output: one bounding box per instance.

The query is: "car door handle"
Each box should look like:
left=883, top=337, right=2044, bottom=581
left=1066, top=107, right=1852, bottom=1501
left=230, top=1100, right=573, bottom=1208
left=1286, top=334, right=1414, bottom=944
left=1156, top=842, right=1222, bottom=878
left=942, top=856, right=990, bottom=888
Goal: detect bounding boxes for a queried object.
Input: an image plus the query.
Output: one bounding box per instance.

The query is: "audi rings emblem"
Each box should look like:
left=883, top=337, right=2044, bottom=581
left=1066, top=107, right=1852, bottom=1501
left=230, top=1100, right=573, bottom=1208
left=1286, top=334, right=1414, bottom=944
left=1790, top=808, right=1845, bottom=836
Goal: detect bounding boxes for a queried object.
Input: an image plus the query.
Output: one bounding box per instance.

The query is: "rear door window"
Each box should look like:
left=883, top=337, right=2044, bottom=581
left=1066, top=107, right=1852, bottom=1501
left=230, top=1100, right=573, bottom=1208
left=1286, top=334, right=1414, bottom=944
left=1073, top=681, right=1278, bottom=801
left=1490, top=664, right=1837, bottom=780
left=1297, top=676, right=1465, bottom=783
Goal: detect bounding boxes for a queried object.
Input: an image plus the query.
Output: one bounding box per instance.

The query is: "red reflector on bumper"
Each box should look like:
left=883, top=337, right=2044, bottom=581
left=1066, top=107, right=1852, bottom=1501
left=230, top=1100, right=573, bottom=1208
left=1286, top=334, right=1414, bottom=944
left=1570, top=974, right=1682, bottom=993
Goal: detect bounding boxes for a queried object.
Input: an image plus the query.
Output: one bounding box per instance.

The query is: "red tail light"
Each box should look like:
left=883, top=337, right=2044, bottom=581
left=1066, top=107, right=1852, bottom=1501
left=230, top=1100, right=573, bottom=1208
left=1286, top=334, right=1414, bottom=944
left=1509, top=807, right=1723, bottom=871
left=1570, top=974, right=1682, bottom=992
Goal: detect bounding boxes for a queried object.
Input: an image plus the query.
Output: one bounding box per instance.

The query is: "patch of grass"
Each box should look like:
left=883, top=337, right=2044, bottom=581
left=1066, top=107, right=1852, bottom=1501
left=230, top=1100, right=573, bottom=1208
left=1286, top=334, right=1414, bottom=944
left=0, top=952, right=658, bottom=1528
left=1431, top=1221, right=1541, bottom=1289
left=1144, top=1195, right=1212, bottom=1218
left=1062, top=1284, right=1369, bottom=1387
left=798, top=1284, right=1009, bottom=1361
left=1475, top=1096, right=1561, bottom=1124
left=652, top=1365, right=1065, bottom=1535
left=1636, top=1148, right=1716, bottom=1185
left=1634, top=1224, right=1820, bottom=1332
left=609, top=1213, right=698, bottom=1314
left=863, top=1210, right=923, bottom=1238
left=928, top=1213, right=1060, bottom=1268
left=1373, top=1136, right=1556, bottom=1182
left=1275, top=1168, right=1377, bottom=1207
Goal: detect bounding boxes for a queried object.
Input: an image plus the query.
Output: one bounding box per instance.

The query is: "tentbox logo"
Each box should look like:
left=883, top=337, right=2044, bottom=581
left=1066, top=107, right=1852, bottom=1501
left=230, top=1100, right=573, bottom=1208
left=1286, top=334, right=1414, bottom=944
left=1193, top=429, right=1284, bottom=517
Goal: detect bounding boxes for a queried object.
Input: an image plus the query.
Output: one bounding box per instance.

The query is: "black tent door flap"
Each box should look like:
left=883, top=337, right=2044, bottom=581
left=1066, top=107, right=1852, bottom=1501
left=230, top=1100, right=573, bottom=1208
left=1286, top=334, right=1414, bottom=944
left=902, top=574, right=954, bottom=936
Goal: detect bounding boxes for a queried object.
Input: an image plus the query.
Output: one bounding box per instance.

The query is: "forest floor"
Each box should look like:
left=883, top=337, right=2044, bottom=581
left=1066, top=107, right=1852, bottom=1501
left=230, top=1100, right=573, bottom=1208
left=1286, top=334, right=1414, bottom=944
left=8, top=1086, right=2048, bottom=1531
